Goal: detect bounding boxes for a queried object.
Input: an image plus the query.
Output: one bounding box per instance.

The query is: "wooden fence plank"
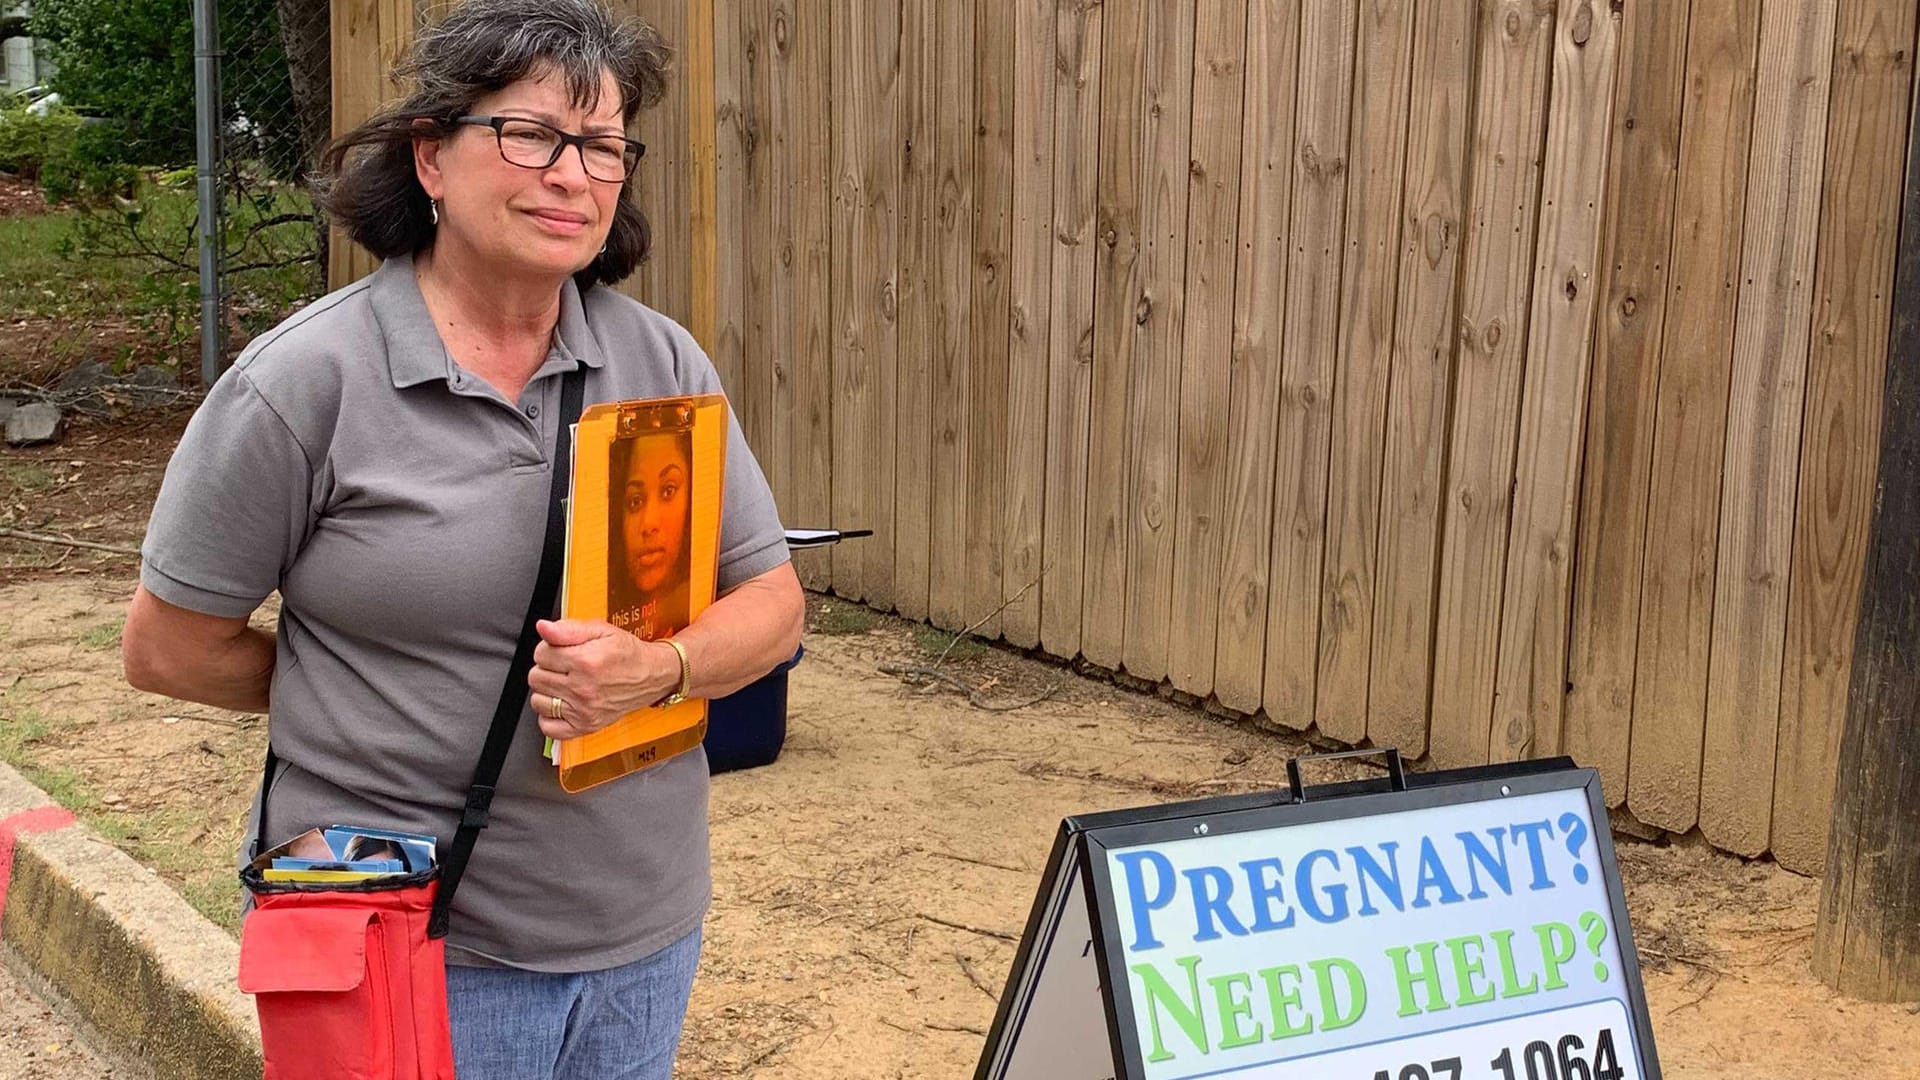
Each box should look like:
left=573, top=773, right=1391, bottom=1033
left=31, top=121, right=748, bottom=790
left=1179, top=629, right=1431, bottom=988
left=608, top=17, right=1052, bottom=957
left=329, top=0, right=384, bottom=285
left=624, top=0, right=692, bottom=325
left=376, top=0, right=414, bottom=90
left=1490, top=0, right=1623, bottom=763
left=927, top=0, right=978, bottom=630
left=1081, top=0, right=1148, bottom=670
left=1002, top=0, right=1058, bottom=648
left=893, top=0, right=935, bottom=621
left=1316, top=0, right=1416, bottom=743
left=688, top=0, right=718, bottom=352
left=712, top=0, right=749, bottom=401
left=1813, top=64, right=1920, bottom=1001
left=1562, top=0, right=1691, bottom=802
left=829, top=0, right=902, bottom=604
left=968, top=0, right=1014, bottom=639
left=1211, top=0, right=1301, bottom=714
left=1167, top=0, right=1250, bottom=694
left=1626, top=1, right=1762, bottom=833
left=1119, top=0, right=1198, bottom=683
left=1427, top=0, right=1556, bottom=767
left=741, top=1, right=778, bottom=497
left=1262, top=0, right=1357, bottom=729
left=1039, top=0, right=1105, bottom=659
left=757, top=0, right=798, bottom=521
left=1773, top=0, right=1916, bottom=873
left=776, top=0, right=835, bottom=588
left=1700, top=0, right=1838, bottom=857
left=1368, top=0, right=1473, bottom=758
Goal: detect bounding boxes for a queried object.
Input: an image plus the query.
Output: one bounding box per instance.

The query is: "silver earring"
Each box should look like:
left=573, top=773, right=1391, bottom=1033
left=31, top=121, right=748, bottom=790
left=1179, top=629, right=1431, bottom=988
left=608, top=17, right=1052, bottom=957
left=429, top=199, right=440, bottom=226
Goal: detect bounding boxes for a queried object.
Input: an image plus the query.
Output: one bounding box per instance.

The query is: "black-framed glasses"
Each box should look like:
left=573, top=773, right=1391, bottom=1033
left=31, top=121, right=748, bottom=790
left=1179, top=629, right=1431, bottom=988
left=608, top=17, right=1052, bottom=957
left=453, top=115, right=645, bottom=183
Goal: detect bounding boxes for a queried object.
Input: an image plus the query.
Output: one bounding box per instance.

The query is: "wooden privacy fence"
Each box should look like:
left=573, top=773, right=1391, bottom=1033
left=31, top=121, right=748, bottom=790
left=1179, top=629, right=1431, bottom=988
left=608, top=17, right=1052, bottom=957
left=331, top=0, right=1918, bottom=873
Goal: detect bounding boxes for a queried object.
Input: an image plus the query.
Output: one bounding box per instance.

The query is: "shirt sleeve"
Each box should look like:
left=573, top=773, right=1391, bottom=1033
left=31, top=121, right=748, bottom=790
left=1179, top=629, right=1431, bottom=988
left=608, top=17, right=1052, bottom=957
left=673, top=335, right=791, bottom=593
left=139, top=367, right=317, bottom=617
left=713, top=405, right=792, bottom=592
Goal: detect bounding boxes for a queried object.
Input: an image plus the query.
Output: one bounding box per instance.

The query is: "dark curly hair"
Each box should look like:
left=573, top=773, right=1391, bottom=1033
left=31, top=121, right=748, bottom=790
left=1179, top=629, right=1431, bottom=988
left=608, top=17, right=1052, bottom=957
left=313, top=0, right=672, bottom=291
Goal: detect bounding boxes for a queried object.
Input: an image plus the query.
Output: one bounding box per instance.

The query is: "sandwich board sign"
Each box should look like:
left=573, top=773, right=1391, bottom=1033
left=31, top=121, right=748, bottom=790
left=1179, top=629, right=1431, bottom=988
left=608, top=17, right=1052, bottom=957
left=975, top=753, right=1661, bottom=1080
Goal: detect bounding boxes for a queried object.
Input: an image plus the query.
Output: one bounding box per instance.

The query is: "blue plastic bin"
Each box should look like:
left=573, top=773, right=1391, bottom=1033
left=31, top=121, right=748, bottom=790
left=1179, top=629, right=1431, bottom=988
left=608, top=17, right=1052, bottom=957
left=704, top=644, right=804, bottom=774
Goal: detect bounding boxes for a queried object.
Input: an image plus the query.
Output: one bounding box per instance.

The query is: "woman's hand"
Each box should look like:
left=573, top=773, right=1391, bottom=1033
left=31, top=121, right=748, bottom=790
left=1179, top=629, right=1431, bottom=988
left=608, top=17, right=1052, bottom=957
left=527, top=619, right=681, bottom=740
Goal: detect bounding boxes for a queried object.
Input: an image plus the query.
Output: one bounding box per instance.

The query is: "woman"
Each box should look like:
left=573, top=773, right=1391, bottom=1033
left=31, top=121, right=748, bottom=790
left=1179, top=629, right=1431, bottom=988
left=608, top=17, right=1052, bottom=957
left=119, top=0, right=804, bottom=1075
left=608, top=427, right=694, bottom=640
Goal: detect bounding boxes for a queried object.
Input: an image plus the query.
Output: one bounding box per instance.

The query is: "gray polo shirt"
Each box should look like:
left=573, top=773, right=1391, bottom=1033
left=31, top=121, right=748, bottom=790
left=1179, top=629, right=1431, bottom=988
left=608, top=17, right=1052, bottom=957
left=140, top=255, right=789, bottom=972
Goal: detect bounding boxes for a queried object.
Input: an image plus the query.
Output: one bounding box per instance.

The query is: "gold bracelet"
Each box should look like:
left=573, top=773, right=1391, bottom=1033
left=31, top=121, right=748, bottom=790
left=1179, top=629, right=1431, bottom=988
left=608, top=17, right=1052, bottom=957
left=661, top=638, right=691, bottom=707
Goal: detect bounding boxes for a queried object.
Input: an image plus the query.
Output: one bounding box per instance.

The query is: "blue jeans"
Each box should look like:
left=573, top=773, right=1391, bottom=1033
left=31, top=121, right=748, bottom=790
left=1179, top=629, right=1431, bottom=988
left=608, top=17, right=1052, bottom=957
left=445, top=928, right=702, bottom=1079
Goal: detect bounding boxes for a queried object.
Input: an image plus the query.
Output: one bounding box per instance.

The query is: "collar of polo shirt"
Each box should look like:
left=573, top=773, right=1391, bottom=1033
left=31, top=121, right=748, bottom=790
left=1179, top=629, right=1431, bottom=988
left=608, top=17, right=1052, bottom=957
left=366, top=253, right=609, bottom=391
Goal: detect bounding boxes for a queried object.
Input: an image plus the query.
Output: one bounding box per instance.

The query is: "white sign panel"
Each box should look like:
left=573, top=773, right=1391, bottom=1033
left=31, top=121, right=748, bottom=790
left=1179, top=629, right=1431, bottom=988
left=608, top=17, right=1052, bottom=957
left=1100, top=787, right=1648, bottom=1080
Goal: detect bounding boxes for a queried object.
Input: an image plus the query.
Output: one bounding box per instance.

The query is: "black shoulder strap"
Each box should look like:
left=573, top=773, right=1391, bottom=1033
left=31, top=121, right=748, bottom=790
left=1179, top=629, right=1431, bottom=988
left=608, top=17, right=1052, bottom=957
left=427, top=363, right=585, bottom=938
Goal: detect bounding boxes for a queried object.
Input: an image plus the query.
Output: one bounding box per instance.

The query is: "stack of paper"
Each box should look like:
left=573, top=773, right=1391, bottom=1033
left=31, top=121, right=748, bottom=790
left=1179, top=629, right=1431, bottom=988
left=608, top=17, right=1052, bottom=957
left=249, top=825, right=436, bottom=883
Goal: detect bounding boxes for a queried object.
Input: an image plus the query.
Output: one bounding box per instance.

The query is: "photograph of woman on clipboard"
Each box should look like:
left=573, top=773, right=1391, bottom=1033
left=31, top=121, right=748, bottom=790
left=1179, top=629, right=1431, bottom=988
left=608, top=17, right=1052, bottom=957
left=608, top=410, right=694, bottom=641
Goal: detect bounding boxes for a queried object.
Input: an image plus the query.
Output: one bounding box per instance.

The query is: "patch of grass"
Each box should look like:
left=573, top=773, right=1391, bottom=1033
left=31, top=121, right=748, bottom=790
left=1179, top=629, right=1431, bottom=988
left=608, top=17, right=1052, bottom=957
left=180, top=878, right=244, bottom=936
left=813, top=603, right=878, bottom=636
left=0, top=711, right=49, bottom=760
left=82, top=801, right=246, bottom=932
left=0, top=180, right=320, bottom=364
left=2, top=463, right=55, bottom=492
left=0, top=201, right=177, bottom=324
left=913, top=624, right=988, bottom=663
left=20, top=762, right=93, bottom=811
left=77, top=620, right=123, bottom=650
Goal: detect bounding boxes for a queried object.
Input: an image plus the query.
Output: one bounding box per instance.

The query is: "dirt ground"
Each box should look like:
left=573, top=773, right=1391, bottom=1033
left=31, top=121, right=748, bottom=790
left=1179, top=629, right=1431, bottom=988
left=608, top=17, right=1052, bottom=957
left=0, top=955, right=133, bottom=1080
left=2, top=381, right=1918, bottom=1077
left=0, top=176, right=51, bottom=221
left=1, top=563, right=1917, bottom=1078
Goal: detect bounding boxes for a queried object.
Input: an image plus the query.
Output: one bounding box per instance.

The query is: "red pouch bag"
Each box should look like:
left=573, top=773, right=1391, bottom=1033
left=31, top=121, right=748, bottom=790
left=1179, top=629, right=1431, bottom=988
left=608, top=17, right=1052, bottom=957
left=238, top=872, right=452, bottom=1080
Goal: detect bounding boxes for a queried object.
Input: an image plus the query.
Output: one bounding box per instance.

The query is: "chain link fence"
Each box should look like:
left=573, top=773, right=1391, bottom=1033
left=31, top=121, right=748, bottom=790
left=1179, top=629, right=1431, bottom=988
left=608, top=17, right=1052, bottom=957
left=205, top=0, right=331, bottom=364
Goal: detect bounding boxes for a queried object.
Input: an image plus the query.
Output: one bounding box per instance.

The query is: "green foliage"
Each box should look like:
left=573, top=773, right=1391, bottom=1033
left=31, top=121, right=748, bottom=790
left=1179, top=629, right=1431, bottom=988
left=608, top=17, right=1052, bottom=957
left=813, top=603, right=879, bottom=636
left=0, top=180, right=317, bottom=367
left=0, top=711, right=49, bottom=761
left=2, top=463, right=56, bottom=492
left=0, top=103, right=83, bottom=181
left=914, top=625, right=988, bottom=662
left=30, top=0, right=194, bottom=165
left=78, top=621, right=124, bottom=651
left=30, top=0, right=302, bottom=175
left=181, top=878, right=244, bottom=935
left=37, top=122, right=140, bottom=203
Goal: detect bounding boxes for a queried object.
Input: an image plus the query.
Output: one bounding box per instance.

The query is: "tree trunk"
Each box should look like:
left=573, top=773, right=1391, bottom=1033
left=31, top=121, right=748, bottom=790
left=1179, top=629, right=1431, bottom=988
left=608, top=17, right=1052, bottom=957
left=1815, top=84, right=1920, bottom=1003
left=276, top=0, right=332, bottom=292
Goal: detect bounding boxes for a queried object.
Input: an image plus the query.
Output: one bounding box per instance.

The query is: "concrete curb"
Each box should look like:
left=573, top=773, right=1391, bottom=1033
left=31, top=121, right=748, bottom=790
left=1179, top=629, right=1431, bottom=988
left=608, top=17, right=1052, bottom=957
left=0, top=764, right=260, bottom=1080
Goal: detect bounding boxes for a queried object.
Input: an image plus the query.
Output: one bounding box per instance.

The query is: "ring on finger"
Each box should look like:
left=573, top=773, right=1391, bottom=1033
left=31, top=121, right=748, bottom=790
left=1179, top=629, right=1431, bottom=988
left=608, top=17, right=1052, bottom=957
left=548, top=695, right=567, bottom=720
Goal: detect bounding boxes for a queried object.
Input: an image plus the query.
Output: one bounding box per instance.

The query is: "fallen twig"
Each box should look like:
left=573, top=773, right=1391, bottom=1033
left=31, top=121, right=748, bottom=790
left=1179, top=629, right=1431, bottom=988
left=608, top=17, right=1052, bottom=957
left=1664, top=972, right=1720, bottom=1015
left=956, top=954, right=999, bottom=1002
left=739, top=1036, right=794, bottom=1072
left=917, top=913, right=1019, bottom=943
left=161, top=712, right=260, bottom=729
left=919, top=848, right=1030, bottom=875
left=0, top=382, right=202, bottom=417
left=879, top=663, right=1066, bottom=713
left=926, top=1021, right=988, bottom=1036
left=854, top=948, right=911, bottom=980
left=930, top=568, right=1047, bottom=669
left=1638, top=947, right=1732, bottom=978
left=0, top=527, right=140, bottom=557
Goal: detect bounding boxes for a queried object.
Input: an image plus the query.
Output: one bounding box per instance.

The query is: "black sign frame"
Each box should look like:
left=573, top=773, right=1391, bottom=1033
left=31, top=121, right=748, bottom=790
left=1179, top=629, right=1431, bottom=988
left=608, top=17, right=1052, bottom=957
left=976, top=756, right=1663, bottom=1080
